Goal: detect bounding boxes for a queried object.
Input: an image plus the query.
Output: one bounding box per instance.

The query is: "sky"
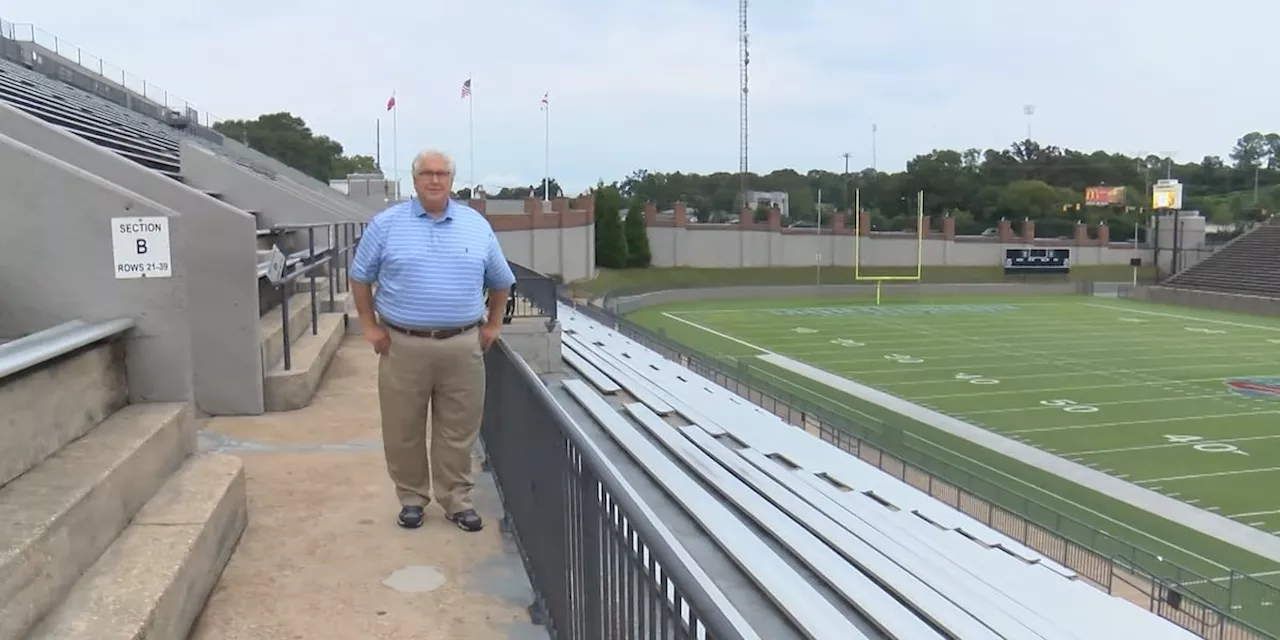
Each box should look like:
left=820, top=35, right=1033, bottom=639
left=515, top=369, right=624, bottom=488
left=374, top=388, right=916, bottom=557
left=6, top=1, right=1275, bottom=195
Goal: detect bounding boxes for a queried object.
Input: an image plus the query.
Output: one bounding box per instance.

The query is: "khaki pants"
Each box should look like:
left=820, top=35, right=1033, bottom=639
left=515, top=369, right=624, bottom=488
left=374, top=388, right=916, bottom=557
left=377, top=326, right=485, bottom=513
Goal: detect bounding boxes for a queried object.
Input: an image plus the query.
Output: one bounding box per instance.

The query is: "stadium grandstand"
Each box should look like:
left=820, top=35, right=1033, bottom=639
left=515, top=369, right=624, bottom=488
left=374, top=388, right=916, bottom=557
left=1159, top=215, right=1280, bottom=300
left=0, top=17, right=1264, bottom=640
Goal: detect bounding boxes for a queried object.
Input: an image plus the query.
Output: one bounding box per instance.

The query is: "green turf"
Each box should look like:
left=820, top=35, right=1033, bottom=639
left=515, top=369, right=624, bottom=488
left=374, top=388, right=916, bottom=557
left=568, top=264, right=1157, bottom=295
left=628, top=292, right=1280, bottom=633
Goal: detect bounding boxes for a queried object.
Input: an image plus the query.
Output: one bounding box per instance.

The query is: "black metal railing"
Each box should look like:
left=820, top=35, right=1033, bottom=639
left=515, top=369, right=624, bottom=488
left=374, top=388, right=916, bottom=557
left=481, top=340, right=754, bottom=640
left=259, top=222, right=364, bottom=371
left=559, top=295, right=1276, bottom=640
left=506, top=262, right=559, bottom=325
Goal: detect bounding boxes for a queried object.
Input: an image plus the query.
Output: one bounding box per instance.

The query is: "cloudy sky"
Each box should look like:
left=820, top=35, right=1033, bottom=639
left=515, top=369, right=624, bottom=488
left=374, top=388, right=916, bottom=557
left=9, top=0, right=1274, bottom=194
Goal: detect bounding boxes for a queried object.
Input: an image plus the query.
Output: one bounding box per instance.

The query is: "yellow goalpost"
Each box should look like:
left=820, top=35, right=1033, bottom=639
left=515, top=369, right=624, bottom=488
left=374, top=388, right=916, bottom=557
left=852, top=188, right=926, bottom=304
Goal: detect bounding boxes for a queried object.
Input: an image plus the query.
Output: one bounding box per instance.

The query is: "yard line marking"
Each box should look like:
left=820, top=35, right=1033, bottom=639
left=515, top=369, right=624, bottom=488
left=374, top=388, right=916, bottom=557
left=834, top=358, right=1258, bottom=378
left=660, top=312, right=773, bottom=355
left=1186, top=499, right=1201, bottom=504
left=672, top=311, right=1280, bottom=570
left=1066, top=433, right=1280, bottom=457
left=1229, top=509, right=1280, bottom=519
left=914, top=377, right=1233, bottom=400
left=1250, top=522, right=1267, bottom=527
left=1005, top=410, right=1280, bottom=435
left=956, top=393, right=1231, bottom=416
left=1081, top=303, right=1280, bottom=332
left=1136, top=466, right=1280, bottom=484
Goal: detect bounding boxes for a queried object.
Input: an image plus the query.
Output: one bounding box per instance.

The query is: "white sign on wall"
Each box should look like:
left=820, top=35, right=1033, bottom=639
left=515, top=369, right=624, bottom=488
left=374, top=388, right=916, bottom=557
left=111, top=216, right=173, bottom=279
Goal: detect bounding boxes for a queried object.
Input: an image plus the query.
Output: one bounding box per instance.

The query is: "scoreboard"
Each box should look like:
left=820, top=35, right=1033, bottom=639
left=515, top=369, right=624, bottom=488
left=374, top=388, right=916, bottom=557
left=1004, top=248, right=1070, bottom=274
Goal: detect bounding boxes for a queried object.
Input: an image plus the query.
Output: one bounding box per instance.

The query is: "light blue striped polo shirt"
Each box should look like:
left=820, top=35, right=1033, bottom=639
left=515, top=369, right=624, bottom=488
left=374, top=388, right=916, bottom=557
left=349, top=198, right=516, bottom=329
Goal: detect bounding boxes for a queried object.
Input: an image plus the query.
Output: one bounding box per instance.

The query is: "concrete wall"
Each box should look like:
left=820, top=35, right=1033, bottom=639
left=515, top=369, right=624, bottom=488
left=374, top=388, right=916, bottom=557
left=0, top=104, right=264, bottom=415
left=646, top=226, right=1146, bottom=269
left=0, top=132, right=193, bottom=404
left=608, top=283, right=1083, bottom=314
left=1128, top=286, right=1280, bottom=318
left=471, top=196, right=595, bottom=283
left=179, top=142, right=363, bottom=228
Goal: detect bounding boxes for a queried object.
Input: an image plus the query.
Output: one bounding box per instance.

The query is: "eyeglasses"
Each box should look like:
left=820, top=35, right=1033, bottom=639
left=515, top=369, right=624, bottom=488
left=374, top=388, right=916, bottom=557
left=415, top=170, right=452, bottom=180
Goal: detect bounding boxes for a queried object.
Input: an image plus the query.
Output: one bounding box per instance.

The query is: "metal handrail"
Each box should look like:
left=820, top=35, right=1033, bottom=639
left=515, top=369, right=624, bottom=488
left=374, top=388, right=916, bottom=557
left=263, top=222, right=364, bottom=371
left=0, top=317, right=134, bottom=380
left=489, top=339, right=759, bottom=639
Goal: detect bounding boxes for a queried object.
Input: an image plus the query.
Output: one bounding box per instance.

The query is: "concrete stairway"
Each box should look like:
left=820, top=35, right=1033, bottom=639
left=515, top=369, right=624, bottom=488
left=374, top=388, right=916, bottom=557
left=260, top=279, right=349, bottom=411
left=0, top=333, right=246, bottom=640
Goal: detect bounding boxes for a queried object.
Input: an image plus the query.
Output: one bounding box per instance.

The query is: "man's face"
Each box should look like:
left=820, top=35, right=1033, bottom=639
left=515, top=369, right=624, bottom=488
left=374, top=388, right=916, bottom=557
left=413, top=156, right=453, bottom=208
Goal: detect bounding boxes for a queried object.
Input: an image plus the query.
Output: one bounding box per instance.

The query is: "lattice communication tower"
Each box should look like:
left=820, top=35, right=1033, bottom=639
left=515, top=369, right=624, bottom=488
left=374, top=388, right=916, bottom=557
left=738, top=0, right=749, bottom=204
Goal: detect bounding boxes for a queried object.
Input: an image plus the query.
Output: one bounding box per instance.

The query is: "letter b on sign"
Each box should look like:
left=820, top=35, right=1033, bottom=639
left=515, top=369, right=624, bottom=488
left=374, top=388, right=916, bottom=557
left=136, top=239, right=148, bottom=254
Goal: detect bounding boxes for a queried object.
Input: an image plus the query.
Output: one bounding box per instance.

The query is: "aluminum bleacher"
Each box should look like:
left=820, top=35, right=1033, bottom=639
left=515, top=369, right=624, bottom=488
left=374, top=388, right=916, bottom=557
left=552, top=302, right=1203, bottom=639
left=1164, top=216, right=1280, bottom=298
left=0, top=44, right=373, bottom=416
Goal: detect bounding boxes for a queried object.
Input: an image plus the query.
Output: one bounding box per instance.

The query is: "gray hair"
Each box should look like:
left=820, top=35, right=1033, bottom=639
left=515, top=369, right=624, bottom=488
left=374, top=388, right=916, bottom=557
left=411, top=149, right=455, bottom=175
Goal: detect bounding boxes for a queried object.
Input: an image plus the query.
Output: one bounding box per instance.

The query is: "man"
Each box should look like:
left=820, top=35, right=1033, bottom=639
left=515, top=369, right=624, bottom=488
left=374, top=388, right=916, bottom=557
left=348, top=149, right=516, bottom=532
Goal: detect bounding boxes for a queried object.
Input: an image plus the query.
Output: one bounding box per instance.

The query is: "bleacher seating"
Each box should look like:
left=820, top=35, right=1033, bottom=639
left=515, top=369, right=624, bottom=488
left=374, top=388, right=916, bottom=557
left=1164, top=216, right=1280, bottom=297
left=0, top=319, right=245, bottom=640
left=555, top=303, right=1203, bottom=638
left=0, top=49, right=367, bottom=416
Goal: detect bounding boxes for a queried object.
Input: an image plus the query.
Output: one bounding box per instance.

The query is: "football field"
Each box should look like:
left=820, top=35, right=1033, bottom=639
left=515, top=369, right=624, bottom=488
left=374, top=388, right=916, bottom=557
left=630, top=293, right=1280, bottom=623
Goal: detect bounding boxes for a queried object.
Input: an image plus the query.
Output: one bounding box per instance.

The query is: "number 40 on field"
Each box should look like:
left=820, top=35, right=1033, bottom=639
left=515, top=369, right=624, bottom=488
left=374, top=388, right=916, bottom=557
left=1163, top=434, right=1249, bottom=456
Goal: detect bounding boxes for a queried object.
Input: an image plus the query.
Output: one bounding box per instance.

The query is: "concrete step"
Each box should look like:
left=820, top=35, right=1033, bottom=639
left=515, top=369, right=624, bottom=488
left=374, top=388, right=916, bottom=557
left=258, top=292, right=315, bottom=373
left=0, top=402, right=195, bottom=640
left=26, top=454, right=247, bottom=640
left=0, top=339, right=127, bottom=488
left=264, top=312, right=346, bottom=412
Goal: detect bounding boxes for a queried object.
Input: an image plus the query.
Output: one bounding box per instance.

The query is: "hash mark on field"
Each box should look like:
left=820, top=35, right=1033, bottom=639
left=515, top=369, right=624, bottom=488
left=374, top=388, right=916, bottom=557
left=1082, top=303, right=1280, bottom=332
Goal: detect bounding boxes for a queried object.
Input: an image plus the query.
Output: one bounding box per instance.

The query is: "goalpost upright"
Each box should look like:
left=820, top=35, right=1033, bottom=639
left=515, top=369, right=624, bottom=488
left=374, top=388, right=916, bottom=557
left=852, top=188, right=926, bottom=304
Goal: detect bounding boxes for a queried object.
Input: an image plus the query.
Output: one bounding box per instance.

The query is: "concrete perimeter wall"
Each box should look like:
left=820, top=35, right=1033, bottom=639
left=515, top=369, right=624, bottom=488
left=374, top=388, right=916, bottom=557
left=608, top=282, right=1081, bottom=314
left=0, top=132, right=193, bottom=404
left=647, top=227, right=1147, bottom=269
left=0, top=104, right=264, bottom=415
left=1129, top=286, right=1280, bottom=319
left=471, top=196, right=595, bottom=283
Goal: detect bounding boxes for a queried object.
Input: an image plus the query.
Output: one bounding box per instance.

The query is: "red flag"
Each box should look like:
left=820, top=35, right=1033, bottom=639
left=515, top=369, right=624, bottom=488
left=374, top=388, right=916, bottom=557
left=386, top=94, right=396, bottom=111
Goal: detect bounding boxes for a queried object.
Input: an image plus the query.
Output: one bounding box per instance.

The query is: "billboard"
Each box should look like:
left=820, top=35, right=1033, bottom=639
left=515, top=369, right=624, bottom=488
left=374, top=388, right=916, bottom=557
left=1085, top=185, right=1126, bottom=207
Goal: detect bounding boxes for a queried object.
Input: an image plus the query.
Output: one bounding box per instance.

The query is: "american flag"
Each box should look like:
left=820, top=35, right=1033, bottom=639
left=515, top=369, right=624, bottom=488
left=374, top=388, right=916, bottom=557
left=460, top=78, right=471, bottom=99
left=540, top=91, right=548, bottom=110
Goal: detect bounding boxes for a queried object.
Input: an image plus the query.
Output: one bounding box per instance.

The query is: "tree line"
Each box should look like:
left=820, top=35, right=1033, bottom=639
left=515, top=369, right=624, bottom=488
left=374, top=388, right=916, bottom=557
left=607, top=133, right=1280, bottom=238
left=221, top=110, right=1273, bottom=260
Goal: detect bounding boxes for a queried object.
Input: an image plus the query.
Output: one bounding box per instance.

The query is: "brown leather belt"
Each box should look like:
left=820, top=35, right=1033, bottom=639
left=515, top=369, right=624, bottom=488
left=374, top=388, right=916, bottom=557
left=384, top=320, right=481, bottom=339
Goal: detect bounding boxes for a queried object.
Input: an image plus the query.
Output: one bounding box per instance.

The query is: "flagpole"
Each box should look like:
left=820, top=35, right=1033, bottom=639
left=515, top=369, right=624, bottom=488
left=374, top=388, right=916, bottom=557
left=375, top=118, right=381, bottom=171
left=543, top=93, right=550, bottom=202
left=391, top=90, right=399, bottom=200
left=468, top=74, right=475, bottom=192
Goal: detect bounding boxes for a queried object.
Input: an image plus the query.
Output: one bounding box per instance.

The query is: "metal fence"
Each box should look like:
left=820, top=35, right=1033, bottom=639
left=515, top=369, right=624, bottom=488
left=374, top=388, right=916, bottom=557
left=259, top=222, right=363, bottom=371
left=561, top=296, right=1278, bottom=640
left=480, top=338, right=754, bottom=640
left=506, top=262, right=560, bottom=326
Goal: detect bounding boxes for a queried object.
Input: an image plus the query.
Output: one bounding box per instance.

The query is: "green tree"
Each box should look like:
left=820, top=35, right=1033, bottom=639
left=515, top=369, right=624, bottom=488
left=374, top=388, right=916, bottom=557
left=593, top=184, right=628, bottom=268
left=212, top=112, right=372, bottom=182
left=603, top=131, right=1280, bottom=229
left=623, top=198, right=652, bottom=268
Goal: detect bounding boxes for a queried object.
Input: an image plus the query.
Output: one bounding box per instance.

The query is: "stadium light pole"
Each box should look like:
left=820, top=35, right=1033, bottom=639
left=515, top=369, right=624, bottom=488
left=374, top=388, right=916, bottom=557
left=816, top=188, right=823, bottom=286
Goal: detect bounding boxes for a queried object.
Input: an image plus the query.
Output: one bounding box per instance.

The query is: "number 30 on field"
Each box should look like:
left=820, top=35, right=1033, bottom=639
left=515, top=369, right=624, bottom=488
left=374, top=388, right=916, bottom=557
left=1163, top=435, right=1249, bottom=456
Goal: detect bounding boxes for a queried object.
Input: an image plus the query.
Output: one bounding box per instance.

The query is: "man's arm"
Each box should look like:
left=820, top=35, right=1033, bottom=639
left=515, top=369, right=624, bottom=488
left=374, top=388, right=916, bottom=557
left=482, top=232, right=517, bottom=328
left=348, top=217, right=386, bottom=332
